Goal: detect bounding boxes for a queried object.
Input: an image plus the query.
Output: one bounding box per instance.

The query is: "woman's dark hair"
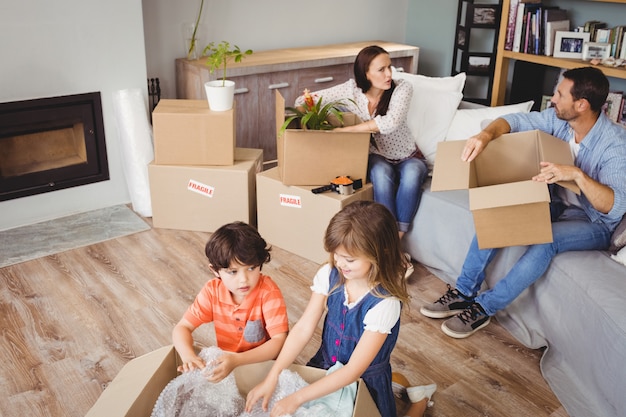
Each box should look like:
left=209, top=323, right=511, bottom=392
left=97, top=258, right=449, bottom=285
left=563, top=66, right=609, bottom=113
left=205, top=221, right=271, bottom=270
left=353, top=45, right=396, bottom=116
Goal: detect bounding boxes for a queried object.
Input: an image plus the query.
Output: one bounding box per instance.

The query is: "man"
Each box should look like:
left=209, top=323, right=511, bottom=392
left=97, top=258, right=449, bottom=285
left=420, top=67, right=626, bottom=338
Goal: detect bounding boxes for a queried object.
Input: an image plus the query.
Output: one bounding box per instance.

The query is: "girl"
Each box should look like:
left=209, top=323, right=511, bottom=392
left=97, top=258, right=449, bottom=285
left=245, top=201, right=435, bottom=417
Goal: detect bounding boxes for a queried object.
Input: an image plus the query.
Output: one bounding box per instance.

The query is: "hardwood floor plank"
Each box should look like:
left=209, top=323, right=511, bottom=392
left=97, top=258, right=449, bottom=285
left=0, top=222, right=568, bottom=417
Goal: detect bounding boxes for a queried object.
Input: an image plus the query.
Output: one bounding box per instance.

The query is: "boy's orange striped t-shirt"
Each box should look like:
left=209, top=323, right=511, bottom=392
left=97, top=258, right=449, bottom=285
left=183, top=274, right=289, bottom=352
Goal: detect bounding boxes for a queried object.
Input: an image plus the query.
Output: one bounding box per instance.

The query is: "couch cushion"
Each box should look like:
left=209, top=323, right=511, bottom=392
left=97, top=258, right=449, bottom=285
left=391, top=69, right=465, bottom=168
left=445, top=100, right=534, bottom=141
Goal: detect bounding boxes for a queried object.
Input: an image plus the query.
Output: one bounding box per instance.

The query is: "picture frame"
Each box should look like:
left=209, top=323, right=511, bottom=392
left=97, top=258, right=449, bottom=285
left=471, top=5, right=499, bottom=26
left=553, top=31, right=591, bottom=59
left=467, top=55, right=492, bottom=74
left=540, top=95, right=554, bottom=111
left=582, top=42, right=612, bottom=61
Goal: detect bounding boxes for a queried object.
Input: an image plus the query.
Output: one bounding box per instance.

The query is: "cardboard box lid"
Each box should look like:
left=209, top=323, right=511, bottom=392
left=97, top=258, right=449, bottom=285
left=469, top=180, right=550, bottom=210
left=431, top=130, right=580, bottom=194
left=154, top=99, right=234, bottom=116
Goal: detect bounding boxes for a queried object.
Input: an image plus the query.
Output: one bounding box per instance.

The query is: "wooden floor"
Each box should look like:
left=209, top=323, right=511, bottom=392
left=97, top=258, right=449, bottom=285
left=0, top=218, right=570, bottom=417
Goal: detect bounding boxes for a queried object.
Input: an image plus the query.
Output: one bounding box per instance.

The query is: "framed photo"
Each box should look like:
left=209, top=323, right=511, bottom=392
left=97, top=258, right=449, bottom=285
left=471, top=5, right=499, bottom=26
left=582, top=42, right=612, bottom=61
left=457, top=29, right=466, bottom=47
left=540, top=95, right=554, bottom=111
left=553, top=31, right=591, bottom=59
left=467, top=55, right=492, bottom=74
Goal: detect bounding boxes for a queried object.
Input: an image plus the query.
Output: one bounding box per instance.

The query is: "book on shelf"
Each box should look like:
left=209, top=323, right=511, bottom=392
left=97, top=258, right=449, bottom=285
left=512, top=1, right=541, bottom=53
left=584, top=20, right=607, bottom=42
left=621, top=32, right=626, bottom=59
left=545, top=20, right=570, bottom=56
left=603, top=91, right=624, bottom=124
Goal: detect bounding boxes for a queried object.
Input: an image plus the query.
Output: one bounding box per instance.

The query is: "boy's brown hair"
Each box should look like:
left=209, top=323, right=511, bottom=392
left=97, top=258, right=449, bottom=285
left=205, top=221, right=271, bottom=271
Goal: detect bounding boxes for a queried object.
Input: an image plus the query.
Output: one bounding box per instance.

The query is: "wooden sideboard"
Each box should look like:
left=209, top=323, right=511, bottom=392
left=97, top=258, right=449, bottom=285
left=176, top=41, right=419, bottom=161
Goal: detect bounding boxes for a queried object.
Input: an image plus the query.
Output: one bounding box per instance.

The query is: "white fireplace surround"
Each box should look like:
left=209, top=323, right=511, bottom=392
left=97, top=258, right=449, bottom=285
left=0, top=1, right=147, bottom=231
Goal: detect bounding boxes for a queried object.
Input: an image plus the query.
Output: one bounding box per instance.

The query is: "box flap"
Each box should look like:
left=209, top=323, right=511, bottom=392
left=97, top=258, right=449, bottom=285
left=469, top=180, right=550, bottom=210
left=85, top=345, right=179, bottom=417
left=431, top=140, right=473, bottom=191
left=536, top=130, right=580, bottom=194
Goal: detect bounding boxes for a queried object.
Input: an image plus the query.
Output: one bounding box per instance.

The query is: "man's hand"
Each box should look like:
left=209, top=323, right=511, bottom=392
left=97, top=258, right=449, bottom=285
left=462, top=133, right=490, bottom=162
left=532, top=161, right=579, bottom=184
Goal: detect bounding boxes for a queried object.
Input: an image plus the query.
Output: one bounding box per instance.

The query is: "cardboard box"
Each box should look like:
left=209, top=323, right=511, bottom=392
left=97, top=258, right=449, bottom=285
left=275, top=90, right=370, bottom=186
left=257, top=167, right=373, bottom=263
left=149, top=148, right=262, bottom=232
left=152, top=99, right=235, bottom=166
left=85, top=345, right=381, bottom=417
left=431, top=130, right=580, bottom=249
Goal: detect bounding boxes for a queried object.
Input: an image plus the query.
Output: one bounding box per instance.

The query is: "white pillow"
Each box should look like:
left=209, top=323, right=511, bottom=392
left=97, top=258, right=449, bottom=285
left=392, top=70, right=466, bottom=167
left=445, top=101, right=534, bottom=141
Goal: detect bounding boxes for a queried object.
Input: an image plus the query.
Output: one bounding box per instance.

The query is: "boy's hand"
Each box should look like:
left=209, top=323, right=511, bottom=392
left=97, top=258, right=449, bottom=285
left=176, top=355, right=205, bottom=373
left=205, top=353, right=238, bottom=382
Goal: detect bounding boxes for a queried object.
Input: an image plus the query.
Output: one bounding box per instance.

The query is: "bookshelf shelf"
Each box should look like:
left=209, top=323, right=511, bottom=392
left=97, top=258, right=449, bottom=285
left=492, top=0, right=626, bottom=106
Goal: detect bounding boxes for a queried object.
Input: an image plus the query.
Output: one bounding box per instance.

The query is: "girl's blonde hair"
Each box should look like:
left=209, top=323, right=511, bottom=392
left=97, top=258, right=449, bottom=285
left=324, top=200, right=410, bottom=304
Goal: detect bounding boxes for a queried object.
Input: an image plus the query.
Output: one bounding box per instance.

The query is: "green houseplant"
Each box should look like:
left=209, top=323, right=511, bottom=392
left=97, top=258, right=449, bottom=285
left=202, top=41, right=252, bottom=111
left=280, top=89, right=351, bottom=135
left=203, top=41, right=253, bottom=87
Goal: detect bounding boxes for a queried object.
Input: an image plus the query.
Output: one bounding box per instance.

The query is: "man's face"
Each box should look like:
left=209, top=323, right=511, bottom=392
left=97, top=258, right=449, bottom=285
left=551, top=78, right=579, bottom=121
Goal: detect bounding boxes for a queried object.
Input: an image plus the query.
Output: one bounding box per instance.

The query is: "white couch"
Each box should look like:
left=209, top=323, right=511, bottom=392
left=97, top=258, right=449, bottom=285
left=393, top=70, right=626, bottom=417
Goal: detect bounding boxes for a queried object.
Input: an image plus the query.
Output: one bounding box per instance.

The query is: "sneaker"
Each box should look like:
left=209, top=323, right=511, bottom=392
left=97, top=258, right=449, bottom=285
left=441, top=302, right=491, bottom=339
left=419, top=284, right=474, bottom=318
left=407, top=383, right=437, bottom=407
left=404, top=253, right=414, bottom=279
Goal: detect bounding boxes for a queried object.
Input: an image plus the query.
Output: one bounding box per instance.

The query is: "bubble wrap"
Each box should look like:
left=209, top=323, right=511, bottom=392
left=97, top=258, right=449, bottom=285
left=150, top=346, right=245, bottom=417
left=151, top=347, right=353, bottom=417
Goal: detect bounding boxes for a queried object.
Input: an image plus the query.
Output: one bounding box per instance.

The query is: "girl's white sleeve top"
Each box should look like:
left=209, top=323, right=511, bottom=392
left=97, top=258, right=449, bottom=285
left=294, top=79, right=417, bottom=161
left=310, top=263, right=401, bottom=334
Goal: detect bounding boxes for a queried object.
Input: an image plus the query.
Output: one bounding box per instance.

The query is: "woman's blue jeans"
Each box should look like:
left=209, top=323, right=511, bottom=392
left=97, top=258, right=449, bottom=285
left=368, top=153, right=428, bottom=233
left=455, top=206, right=612, bottom=316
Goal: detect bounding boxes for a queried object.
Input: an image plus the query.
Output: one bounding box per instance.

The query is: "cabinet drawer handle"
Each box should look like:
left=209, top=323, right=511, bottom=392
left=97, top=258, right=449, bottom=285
left=234, top=87, right=249, bottom=94
left=268, top=82, right=290, bottom=90
left=314, top=77, right=334, bottom=83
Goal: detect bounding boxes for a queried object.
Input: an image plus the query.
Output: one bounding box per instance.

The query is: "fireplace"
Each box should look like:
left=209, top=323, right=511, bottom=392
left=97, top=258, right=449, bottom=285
left=0, top=92, right=109, bottom=201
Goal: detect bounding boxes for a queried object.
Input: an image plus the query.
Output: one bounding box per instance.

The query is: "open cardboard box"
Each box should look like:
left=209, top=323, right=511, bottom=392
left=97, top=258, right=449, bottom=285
left=431, top=130, right=579, bottom=249
left=85, top=345, right=381, bottom=417
left=275, top=90, right=370, bottom=186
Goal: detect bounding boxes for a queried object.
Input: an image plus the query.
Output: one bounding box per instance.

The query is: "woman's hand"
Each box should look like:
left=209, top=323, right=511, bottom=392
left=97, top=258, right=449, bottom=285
left=245, top=375, right=279, bottom=413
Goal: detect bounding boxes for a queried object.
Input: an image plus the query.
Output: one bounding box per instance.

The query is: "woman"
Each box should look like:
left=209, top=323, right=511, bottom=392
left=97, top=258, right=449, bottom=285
left=295, top=45, right=428, bottom=268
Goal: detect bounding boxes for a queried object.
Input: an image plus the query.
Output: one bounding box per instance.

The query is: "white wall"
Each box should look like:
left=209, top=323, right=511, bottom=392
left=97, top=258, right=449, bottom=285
left=0, top=1, right=148, bottom=230
left=143, top=0, right=410, bottom=99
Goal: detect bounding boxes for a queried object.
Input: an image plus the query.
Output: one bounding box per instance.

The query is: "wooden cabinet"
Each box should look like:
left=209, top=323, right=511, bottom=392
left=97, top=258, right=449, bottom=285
left=492, top=0, right=626, bottom=106
left=176, top=41, right=419, bottom=161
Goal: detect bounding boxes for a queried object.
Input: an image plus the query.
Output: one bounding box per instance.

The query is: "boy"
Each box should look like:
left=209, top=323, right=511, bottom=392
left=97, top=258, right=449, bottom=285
left=172, top=221, right=289, bottom=382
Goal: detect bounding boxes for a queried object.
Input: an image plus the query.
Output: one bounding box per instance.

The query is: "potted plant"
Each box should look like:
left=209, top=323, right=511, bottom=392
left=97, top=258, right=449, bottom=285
left=280, top=89, right=351, bottom=135
left=202, top=41, right=253, bottom=111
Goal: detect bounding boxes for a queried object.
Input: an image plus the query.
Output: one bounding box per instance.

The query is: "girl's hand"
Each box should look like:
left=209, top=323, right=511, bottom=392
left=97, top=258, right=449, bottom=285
left=270, top=395, right=302, bottom=417
left=245, top=376, right=278, bottom=413
left=205, top=353, right=237, bottom=382
left=176, top=355, right=205, bottom=373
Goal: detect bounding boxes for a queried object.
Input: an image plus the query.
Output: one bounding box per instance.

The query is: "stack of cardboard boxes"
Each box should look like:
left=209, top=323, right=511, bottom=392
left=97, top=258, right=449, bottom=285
left=256, top=91, right=374, bottom=263
left=148, top=100, right=262, bottom=232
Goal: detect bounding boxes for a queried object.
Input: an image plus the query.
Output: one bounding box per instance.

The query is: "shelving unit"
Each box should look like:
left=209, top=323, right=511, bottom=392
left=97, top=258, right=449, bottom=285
left=452, top=0, right=503, bottom=105
left=491, top=0, right=626, bottom=106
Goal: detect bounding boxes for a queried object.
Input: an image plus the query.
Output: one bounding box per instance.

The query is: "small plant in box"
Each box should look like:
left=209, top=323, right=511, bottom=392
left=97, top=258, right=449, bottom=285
left=203, top=41, right=253, bottom=87
left=280, top=89, right=352, bottom=135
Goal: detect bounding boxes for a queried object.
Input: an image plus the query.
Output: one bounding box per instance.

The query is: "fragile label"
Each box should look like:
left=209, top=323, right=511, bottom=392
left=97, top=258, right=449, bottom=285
left=279, top=193, right=302, bottom=208
left=188, top=179, right=214, bottom=198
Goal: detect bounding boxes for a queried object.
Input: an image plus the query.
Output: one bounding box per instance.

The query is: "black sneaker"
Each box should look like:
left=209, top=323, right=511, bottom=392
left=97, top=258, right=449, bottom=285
left=441, top=302, right=491, bottom=339
left=420, top=284, right=474, bottom=318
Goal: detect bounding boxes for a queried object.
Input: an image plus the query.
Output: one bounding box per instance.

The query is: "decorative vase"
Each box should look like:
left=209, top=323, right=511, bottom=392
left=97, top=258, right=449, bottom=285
left=204, top=80, right=235, bottom=111
left=181, top=22, right=204, bottom=60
